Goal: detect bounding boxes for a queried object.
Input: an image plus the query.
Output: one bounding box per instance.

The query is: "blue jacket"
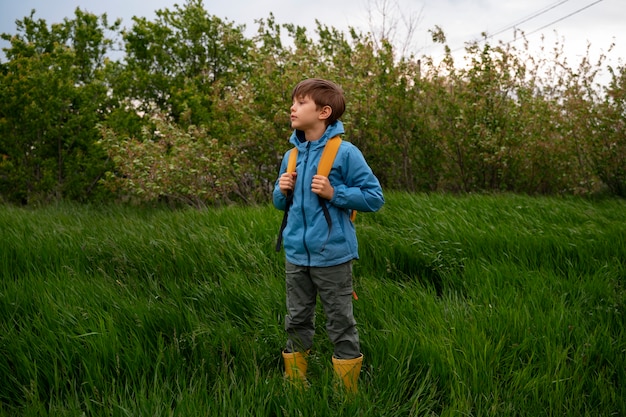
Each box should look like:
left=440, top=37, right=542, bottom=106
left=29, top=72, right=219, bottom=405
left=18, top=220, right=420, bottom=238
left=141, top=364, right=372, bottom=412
left=273, top=121, right=384, bottom=267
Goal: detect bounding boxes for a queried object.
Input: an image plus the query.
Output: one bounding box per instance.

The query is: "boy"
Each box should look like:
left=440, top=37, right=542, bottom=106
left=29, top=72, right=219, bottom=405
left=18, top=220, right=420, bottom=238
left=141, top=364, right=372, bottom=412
left=273, top=78, right=384, bottom=392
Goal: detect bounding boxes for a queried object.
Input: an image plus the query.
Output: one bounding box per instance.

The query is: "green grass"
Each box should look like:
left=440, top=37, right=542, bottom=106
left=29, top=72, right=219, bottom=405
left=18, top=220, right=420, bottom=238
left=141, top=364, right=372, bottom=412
left=0, top=193, right=624, bottom=416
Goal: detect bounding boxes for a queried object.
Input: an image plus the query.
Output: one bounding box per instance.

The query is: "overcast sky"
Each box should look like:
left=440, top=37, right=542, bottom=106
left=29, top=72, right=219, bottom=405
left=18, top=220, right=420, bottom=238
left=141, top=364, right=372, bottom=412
left=1, top=0, right=623, bottom=81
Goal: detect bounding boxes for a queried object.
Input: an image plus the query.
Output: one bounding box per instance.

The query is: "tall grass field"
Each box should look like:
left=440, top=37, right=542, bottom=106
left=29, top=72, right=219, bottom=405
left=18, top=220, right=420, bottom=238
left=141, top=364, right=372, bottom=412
left=1, top=193, right=624, bottom=416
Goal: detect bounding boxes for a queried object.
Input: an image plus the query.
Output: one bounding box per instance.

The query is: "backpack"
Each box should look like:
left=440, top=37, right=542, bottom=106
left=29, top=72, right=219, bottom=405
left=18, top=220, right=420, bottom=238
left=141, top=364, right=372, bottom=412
left=275, top=135, right=356, bottom=252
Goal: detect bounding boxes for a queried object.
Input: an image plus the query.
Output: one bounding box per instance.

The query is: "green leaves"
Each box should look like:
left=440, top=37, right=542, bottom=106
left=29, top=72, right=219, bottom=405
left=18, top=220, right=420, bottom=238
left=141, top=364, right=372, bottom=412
left=593, top=66, right=626, bottom=196
left=1, top=1, right=625, bottom=205
left=119, top=0, right=251, bottom=127
left=100, top=117, right=240, bottom=207
left=0, top=9, right=118, bottom=203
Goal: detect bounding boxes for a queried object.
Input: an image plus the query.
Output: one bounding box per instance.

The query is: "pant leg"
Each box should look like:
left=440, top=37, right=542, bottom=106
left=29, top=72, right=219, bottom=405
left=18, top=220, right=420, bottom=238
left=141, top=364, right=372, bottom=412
left=312, top=261, right=360, bottom=359
left=284, top=261, right=317, bottom=353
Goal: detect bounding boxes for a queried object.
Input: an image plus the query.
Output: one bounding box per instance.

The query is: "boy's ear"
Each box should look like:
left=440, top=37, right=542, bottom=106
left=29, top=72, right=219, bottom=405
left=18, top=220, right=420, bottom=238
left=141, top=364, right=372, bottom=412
left=318, top=105, right=332, bottom=121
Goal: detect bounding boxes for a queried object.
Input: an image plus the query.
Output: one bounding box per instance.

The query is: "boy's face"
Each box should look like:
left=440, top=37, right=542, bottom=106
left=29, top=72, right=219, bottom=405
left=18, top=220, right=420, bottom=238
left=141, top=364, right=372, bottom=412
left=290, top=95, right=329, bottom=131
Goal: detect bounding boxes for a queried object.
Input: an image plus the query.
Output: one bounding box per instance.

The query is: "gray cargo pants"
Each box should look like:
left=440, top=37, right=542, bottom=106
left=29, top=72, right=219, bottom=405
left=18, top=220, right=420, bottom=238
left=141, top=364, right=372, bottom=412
left=284, top=260, right=360, bottom=359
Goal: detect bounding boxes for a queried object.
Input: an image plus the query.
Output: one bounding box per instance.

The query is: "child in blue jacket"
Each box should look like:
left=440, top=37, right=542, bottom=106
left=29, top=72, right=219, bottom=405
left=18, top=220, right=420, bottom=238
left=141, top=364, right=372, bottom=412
left=273, top=78, right=384, bottom=392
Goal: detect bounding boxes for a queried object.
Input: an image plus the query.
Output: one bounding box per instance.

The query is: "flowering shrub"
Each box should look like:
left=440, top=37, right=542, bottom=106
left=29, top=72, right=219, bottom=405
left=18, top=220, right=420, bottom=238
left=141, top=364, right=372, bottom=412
left=100, top=117, right=240, bottom=206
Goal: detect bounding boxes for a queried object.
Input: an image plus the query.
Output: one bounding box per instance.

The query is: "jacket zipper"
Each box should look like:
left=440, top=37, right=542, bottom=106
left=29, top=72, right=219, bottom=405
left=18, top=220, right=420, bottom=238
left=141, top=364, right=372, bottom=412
left=301, top=142, right=311, bottom=264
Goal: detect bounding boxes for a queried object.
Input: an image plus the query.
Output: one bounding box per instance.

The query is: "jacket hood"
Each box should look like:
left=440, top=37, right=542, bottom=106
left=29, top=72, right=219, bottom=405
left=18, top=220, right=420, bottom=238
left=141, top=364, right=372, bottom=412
left=290, top=121, right=345, bottom=150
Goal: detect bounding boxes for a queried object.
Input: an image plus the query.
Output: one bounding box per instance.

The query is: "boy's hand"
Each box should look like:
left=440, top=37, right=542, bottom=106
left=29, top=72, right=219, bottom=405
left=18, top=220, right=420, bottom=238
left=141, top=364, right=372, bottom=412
left=279, top=172, right=296, bottom=195
left=311, top=175, right=334, bottom=200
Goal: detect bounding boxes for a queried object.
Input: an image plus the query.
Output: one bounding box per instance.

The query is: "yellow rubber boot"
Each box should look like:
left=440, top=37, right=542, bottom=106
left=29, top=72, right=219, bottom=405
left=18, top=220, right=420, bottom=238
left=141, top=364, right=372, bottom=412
left=282, top=350, right=308, bottom=387
left=332, top=354, right=363, bottom=394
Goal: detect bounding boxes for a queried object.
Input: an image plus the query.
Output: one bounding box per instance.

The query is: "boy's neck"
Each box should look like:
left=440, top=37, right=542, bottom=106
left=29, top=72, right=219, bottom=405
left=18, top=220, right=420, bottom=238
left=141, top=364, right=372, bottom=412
left=303, top=124, right=327, bottom=142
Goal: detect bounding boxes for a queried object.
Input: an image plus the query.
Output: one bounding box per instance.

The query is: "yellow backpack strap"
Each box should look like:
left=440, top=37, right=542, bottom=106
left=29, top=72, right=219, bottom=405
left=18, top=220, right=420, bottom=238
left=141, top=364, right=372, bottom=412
left=317, top=136, right=341, bottom=177
left=287, top=147, right=298, bottom=173
left=276, top=148, right=298, bottom=252
left=318, top=135, right=357, bottom=298
left=317, top=135, right=358, bottom=223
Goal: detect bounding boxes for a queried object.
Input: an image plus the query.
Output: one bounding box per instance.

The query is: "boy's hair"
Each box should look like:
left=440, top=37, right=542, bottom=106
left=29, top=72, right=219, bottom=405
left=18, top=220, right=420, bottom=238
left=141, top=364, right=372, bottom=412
left=292, top=78, right=345, bottom=125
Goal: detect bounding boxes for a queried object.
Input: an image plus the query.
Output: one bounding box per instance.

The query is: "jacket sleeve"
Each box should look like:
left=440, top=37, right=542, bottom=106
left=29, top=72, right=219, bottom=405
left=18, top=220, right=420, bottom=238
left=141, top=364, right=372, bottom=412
left=329, top=145, right=384, bottom=213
